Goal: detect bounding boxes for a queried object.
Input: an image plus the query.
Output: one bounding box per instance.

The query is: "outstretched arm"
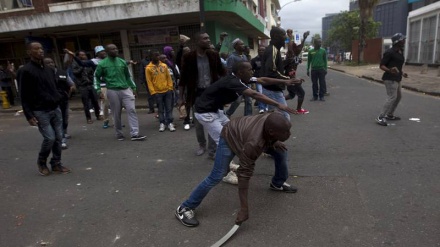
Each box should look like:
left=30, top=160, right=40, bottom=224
left=256, top=76, right=304, bottom=86
left=242, top=88, right=297, bottom=114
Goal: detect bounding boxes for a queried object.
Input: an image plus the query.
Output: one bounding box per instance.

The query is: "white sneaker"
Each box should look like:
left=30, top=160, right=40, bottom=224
left=222, top=171, right=238, bottom=185
left=229, top=161, right=239, bottom=172
left=61, top=143, right=68, bottom=149
left=184, top=124, right=190, bottom=130
left=168, top=123, right=176, bottom=132
left=89, top=109, right=94, bottom=113
left=159, top=123, right=165, bottom=132
left=259, top=109, right=265, bottom=114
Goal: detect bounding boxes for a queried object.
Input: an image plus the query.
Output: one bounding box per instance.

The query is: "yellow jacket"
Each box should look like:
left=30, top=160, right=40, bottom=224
left=145, top=62, right=173, bottom=95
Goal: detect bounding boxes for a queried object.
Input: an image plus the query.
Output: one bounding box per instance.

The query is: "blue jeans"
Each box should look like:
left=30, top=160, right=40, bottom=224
left=311, top=69, right=327, bottom=99
left=262, top=88, right=290, bottom=121
left=256, top=83, right=267, bottom=111
left=181, top=137, right=290, bottom=209
left=33, top=108, right=63, bottom=165
left=155, top=91, right=174, bottom=125
left=226, top=95, right=253, bottom=116
left=181, top=137, right=235, bottom=209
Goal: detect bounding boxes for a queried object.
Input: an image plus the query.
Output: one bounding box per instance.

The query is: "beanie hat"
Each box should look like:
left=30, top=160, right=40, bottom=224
left=94, top=46, right=105, bottom=54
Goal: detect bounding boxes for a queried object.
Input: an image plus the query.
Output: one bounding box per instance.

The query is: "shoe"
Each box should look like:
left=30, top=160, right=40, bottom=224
left=87, top=119, right=93, bottom=124
left=102, top=120, right=109, bottom=129
left=117, top=135, right=125, bottom=141
left=375, top=116, right=388, bottom=126
left=64, top=134, right=71, bottom=139
left=222, top=171, right=238, bottom=185
left=38, top=164, right=50, bottom=176
left=175, top=206, right=199, bottom=227
left=155, top=114, right=159, bottom=119
left=259, top=109, right=265, bottom=114
left=89, top=109, right=94, bottom=113
left=195, top=146, right=206, bottom=156
left=184, top=124, right=190, bottom=130
left=270, top=182, right=297, bottom=193
left=229, top=161, right=239, bottom=172
left=51, top=164, right=71, bottom=174
left=97, top=116, right=104, bottom=121
left=159, top=123, right=166, bottom=132
left=147, top=110, right=155, bottom=114
left=385, top=115, right=401, bottom=120
left=319, top=98, right=325, bottom=101
left=131, top=135, right=147, bottom=141
left=168, top=123, right=176, bottom=132
left=310, top=98, right=318, bottom=101
left=324, top=92, right=330, bottom=96
left=296, top=108, right=309, bottom=114
left=61, top=143, right=68, bottom=150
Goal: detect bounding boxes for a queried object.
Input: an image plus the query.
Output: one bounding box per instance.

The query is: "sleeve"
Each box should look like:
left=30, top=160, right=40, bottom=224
left=380, top=51, right=391, bottom=67
left=226, top=56, right=234, bottom=75
left=217, top=53, right=227, bottom=77
left=179, top=53, right=190, bottom=87
left=263, top=46, right=288, bottom=79
left=73, top=56, right=96, bottom=69
left=323, top=50, right=328, bottom=70
left=123, top=62, right=136, bottom=91
left=236, top=142, right=262, bottom=180
left=307, top=50, right=311, bottom=71
left=145, top=67, right=156, bottom=95
left=71, top=61, right=83, bottom=76
left=165, top=65, right=174, bottom=90
left=227, top=79, right=249, bottom=95
left=18, top=70, right=35, bottom=120
left=94, top=64, right=103, bottom=93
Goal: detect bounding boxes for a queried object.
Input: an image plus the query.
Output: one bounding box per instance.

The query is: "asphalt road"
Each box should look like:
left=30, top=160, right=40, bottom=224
left=0, top=65, right=439, bottom=247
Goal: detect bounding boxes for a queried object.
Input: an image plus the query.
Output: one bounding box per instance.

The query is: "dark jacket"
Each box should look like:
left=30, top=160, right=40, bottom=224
left=18, top=60, right=61, bottom=120
left=54, top=68, right=72, bottom=101
left=179, top=49, right=226, bottom=107
left=71, top=60, right=94, bottom=89
left=261, top=43, right=289, bottom=91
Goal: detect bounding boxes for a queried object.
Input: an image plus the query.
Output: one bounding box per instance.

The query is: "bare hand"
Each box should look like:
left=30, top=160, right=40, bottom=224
left=235, top=209, right=248, bottom=225
left=273, top=141, right=287, bottom=151
left=63, top=48, right=74, bottom=56
left=28, top=117, right=38, bottom=126
left=304, top=31, right=310, bottom=39
left=278, top=104, right=297, bottom=115
left=390, top=67, right=399, bottom=74
left=403, top=73, right=408, bottom=78
left=306, top=71, right=310, bottom=77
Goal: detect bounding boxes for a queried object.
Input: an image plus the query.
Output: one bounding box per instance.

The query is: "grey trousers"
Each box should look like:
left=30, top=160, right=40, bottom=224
left=106, top=88, right=139, bottom=137
left=380, top=80, right=402, bottom=117
left=193, top=107, right=216, bottom=155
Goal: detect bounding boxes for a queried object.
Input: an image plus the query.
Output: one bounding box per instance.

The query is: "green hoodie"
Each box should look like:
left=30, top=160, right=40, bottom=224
left=307, top=47, right=327, bottom=71
left=94, top=57, right=136, bottom=93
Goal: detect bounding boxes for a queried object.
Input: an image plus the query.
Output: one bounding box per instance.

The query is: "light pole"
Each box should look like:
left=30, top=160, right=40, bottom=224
left=353, top=26, right=360, bottom=65
left=277, top=0, right=302, bottom=14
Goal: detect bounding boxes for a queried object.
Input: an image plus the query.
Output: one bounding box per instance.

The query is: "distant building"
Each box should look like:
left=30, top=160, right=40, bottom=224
left=322, top=13, right=341, bottom=56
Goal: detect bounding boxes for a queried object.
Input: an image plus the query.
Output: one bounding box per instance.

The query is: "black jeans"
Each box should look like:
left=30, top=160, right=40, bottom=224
left=311, top=69, right=327, bottom=99
left=80, top=87, right=100, bottom=120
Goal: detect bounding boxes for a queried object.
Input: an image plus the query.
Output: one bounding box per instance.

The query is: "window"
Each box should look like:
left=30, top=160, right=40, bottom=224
left=0, top=0, right=33, bottom=11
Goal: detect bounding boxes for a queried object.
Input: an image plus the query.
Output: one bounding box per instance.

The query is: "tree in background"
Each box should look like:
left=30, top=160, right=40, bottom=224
left=325, top=10, right=380, bottom=59
left=359, top=0, right=380, bottom=63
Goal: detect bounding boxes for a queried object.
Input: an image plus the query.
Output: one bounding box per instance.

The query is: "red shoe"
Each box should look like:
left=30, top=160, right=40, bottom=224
left=296, top=108, right=309, bottom=114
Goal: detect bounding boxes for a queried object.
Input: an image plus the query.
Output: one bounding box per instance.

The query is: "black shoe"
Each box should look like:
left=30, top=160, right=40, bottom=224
left=131, top=135, right=147, bottom=141
left=375, top=116, right=388, bottom=126
left=310, top=98, right=318, bottom=101
left=175, top=206, right=199, bottom=227
left=385, top=115, right=401, bottom=120
left=51, top=164, right=71, bottom=174
left=117, top=135, right=125, bottom=141
left=270, top=182, right=298, bottom=193
left=319, top=98, right=325, bottom=101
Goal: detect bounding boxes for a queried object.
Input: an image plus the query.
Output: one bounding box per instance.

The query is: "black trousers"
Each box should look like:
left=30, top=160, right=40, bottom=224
left=80, top=87, right=100, bottom=120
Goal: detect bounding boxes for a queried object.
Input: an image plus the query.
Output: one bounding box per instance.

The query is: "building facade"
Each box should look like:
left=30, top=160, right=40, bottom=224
left=0, top=0, right=279, bottom=87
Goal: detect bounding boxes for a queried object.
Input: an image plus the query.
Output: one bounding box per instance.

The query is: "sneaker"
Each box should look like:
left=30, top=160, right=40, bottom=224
left=175, top=206, right=199, bottom=227
left=37, top=164, right=50, bottom=176
left=222, top=171, right=238, bottom=185
left=195, top=146, right=206, bottom=156
left=259, top=109, right=265, bottom=114
left=159, top=123, right=166, bottom=132
left=184, top=124, right=190, bottom=130
left=168, top=123, right=176, bottom=132
left=89, top=109, right=94, bottom=113
left=270, top=182, right=297, bottom=193
left=375, top=116, right=388, bottom=126
left=117, top=135, right=125, bottom=141
left=296, top=108, right=309, bottom=114
left=51, top=164, right=71, bottom=174
left=102, top=120, right=109, bottom=129
left=131, top=135, right=147, bottom=141
left=229, top=161, right=239, bottom=172
left=61, top=143, right=68, bottom=150
left=385, top=115, right=401, bottom=120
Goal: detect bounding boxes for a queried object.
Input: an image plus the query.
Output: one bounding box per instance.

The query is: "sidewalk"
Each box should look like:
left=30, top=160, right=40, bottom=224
left=328, top=63, right=440, bottom=97
left=2, top=64, right=440, bottom=114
